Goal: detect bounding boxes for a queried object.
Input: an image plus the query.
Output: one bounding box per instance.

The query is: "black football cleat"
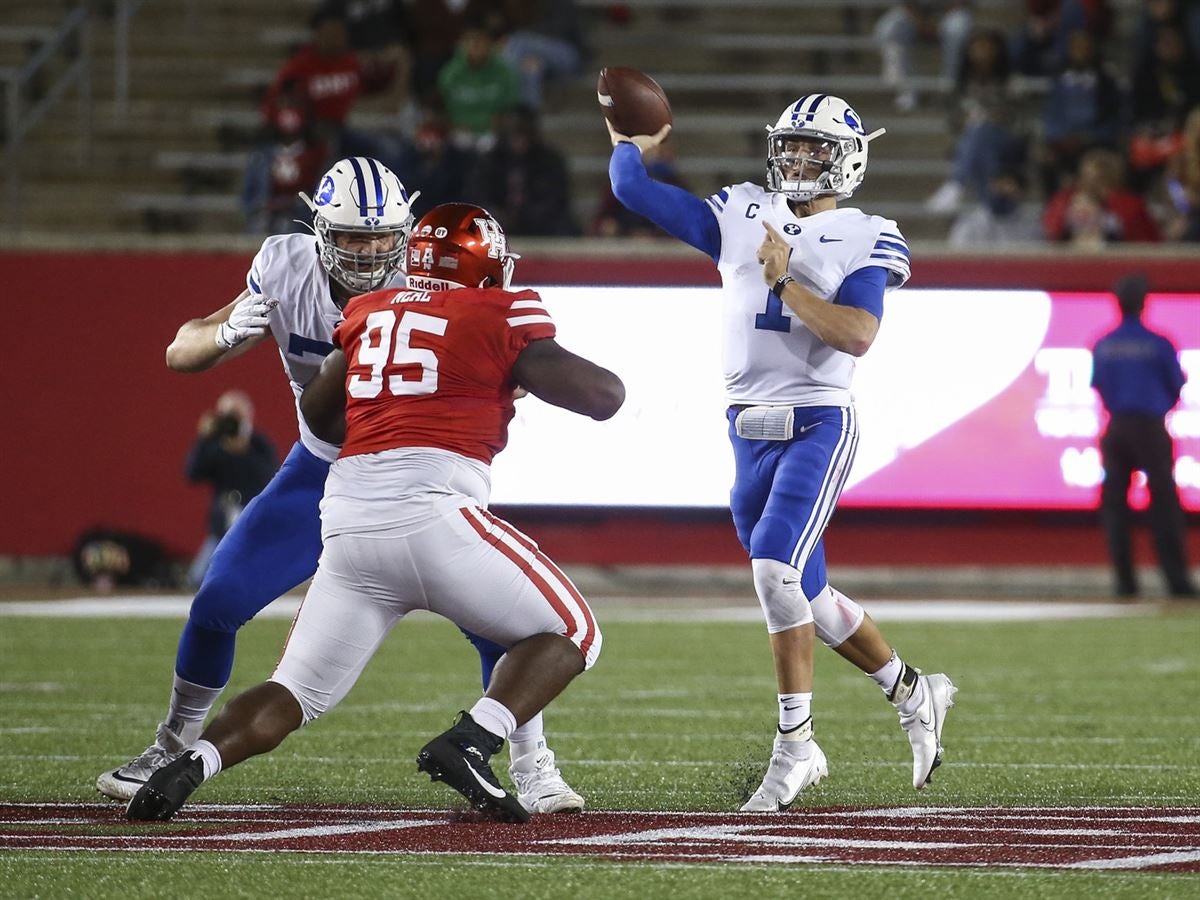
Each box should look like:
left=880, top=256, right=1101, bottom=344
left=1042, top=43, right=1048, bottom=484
left=126, top=750, right=206, bottom=821
left=417, top=712, right=530, bottom=823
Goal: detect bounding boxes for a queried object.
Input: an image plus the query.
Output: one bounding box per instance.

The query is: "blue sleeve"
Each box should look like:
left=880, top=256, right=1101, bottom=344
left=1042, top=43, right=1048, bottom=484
left=835, top=266, right=887, bottom=321
left=609, top=143, right=721, bottom=262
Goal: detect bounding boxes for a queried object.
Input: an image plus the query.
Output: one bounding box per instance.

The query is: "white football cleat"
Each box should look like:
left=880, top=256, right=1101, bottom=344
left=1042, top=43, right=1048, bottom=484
left=740, top=737, right=828, bottom=812
left=509, top=749, right=585, bottom=814
left=899, top=673, right=957, bottom=790
left=95, top=722, right=186, bottom=801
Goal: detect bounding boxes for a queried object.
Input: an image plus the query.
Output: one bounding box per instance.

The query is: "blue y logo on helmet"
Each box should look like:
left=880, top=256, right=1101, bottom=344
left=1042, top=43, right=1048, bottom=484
left=843, top=106, right=865, bottom=135
left=315, top=175, right=336, bottom=206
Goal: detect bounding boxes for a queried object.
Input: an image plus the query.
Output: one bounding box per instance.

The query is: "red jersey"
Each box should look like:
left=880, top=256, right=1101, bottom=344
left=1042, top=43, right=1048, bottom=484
left=333, top=286, right=555, bottom=464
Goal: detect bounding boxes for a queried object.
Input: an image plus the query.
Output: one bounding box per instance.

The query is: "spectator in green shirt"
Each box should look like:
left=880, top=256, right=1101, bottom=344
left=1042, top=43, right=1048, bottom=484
left=437, top=26, right=521, bottom=143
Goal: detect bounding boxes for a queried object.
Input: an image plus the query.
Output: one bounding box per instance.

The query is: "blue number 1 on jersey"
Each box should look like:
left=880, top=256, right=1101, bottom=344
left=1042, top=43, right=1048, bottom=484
left=754, top=290, right=792, bottom=333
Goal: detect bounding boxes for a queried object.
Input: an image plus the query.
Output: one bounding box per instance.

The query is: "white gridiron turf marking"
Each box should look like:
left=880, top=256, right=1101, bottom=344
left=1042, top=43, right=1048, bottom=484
left=0, top=596, right=1160, bottom=623
left=4, top=805, right=1198, bottom=871
left=170, top=821, right=430, bottom=842
left=1064, top=850, right=1200, bottom=869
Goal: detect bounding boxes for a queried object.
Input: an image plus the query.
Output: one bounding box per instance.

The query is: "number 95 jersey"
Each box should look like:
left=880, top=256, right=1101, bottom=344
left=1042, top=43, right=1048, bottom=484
left=332, top=286, right=556, bottom=464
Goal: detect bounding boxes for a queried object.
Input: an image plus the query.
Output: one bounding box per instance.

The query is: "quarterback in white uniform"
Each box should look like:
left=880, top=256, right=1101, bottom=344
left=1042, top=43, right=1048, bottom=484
left=98, top=158, right=585, bottom=816
left=608, top=94, right=956, bottom=810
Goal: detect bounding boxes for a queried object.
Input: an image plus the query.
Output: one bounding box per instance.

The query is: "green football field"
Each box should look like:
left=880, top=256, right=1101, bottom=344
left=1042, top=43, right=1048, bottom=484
left=1, top=601, right=1198, bottom=897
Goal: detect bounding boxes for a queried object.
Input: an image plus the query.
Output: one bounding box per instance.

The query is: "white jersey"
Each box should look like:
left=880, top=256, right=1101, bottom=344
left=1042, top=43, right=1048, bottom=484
left=706, top=183, right=910, bottom=406
left=245, top=233, right=404, bottom=462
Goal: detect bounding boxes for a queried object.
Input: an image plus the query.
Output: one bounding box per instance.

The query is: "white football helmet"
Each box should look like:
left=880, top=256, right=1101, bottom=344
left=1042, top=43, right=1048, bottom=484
left=301, top=157, right=420, bottom=293
left=766, top=95, right=885, bottom=201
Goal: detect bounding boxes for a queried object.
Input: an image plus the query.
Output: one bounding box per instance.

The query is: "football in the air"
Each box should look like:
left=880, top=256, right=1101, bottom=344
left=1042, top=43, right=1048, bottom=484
left=597, top=67, right=672, bottom=137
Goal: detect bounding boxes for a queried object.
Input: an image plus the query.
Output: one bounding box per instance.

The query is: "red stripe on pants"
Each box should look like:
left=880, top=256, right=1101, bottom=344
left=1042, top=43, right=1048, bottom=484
left=459, top=507, right=581, bottom=644
left=478, top=508, right=597, bottom=659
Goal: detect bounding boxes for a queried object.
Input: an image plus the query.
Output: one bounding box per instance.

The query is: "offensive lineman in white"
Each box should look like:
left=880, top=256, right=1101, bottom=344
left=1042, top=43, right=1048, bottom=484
left=97, top=157, right=585, bottom=815
left=607, top=95, right=957, bottom=810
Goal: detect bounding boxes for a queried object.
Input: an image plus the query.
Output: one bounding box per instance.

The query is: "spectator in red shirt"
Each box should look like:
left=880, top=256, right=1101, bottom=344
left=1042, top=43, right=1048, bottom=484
left=262, top=5, right=397, bottom=162
left=1043, top=148, right=1162, bottom=245
left=263, top=7, right=364, bottom=133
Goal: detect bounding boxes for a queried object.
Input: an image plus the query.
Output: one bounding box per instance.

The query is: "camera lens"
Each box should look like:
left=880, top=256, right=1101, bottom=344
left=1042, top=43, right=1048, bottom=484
left=215, top=413, right=241, bottom=437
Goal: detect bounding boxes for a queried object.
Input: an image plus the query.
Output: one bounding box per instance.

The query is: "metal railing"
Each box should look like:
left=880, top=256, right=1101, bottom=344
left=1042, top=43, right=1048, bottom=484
left=1, top=5, right=92, bottom=237
left=113, top=0, right=151, bottom=120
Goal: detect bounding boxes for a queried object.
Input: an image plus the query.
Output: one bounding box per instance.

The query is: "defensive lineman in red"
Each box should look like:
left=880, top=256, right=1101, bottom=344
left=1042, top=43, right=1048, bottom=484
left=127, top=204, right=625, bottom=823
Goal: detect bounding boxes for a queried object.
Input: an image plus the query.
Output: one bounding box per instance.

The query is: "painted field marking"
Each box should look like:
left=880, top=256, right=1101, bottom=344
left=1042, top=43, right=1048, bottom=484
left=0, top=597, right=1159, bottom=623
left=1065, top=850, right=1200, bottom=870
left=2, top=805, right=1198, bottom=871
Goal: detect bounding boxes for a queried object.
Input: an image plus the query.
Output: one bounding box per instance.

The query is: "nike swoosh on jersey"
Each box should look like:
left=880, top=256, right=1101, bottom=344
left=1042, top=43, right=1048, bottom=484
left=818, top=235, right=843, bottom=243
left=467, top=764, right=508, bottom=799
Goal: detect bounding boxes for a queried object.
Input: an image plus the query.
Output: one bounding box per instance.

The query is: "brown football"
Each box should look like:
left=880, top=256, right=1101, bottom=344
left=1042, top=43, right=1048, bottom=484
left=597, top=67, right=672, bottom=137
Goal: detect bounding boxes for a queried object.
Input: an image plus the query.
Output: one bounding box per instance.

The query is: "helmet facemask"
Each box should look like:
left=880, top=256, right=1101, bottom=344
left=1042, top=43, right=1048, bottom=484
left=314, top=215, right=410, bottom=293
left=764, top=94, right=885, bottom=202
left=766, top=130, right=858, bottom=202
left=499, top=251, right=517, bottom=290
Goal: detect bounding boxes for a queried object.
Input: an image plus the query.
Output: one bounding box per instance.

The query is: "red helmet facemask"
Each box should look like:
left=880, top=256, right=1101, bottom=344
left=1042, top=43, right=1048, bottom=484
left=405, top=203, right=518, bottom=292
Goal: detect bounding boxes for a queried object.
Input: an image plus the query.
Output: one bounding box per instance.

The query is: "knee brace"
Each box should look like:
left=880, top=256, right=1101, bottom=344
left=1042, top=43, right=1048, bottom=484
left=751, top=558, right=814, bottom=633
left=810, top=585, right=865, bottom=648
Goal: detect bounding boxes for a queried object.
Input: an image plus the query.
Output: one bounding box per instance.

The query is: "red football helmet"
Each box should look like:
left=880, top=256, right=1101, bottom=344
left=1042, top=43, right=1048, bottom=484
left=405, top=203, right=518, bottom=292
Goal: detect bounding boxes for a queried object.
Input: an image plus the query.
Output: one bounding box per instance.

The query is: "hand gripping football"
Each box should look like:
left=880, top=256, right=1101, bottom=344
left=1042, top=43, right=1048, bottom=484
left=597, top=67, right=672, bottom=137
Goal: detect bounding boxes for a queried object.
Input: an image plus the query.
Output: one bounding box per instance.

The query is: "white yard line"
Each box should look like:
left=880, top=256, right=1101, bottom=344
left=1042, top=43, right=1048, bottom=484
left=0, top=596, right=1161, bottom=623
left=1063, top=850, right=1200, bottom=869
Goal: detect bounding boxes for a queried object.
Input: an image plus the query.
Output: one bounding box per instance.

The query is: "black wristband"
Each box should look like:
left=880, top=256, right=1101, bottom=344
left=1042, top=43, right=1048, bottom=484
left=771, top=274, right=795, bottom=298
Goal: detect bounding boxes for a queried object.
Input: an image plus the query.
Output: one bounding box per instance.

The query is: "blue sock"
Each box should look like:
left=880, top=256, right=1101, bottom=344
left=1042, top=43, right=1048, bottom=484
left=461, top=629, right=507, bottom=689
left=175, top=620, right=236, bottom=689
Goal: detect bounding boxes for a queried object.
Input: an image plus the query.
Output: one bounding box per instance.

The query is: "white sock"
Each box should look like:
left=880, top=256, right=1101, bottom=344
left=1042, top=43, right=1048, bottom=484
left=868, top=651, right=903, bottom=696
left=896, top=673, right=927, bottom=715
left=470, top=697, right=517, bottom=741
left=165, top=675, right=224, bottom=745
left=509, top=712, right=547, bottom=762
left=778, top=692, right=812, bottom=735
left=875, top=654, right=924, bottom=712
left=190, top=739, right=223, bottom=782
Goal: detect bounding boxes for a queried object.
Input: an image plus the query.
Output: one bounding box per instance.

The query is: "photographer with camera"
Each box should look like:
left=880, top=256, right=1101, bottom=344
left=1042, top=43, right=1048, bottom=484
left=186, top=391, right=278, bottom=587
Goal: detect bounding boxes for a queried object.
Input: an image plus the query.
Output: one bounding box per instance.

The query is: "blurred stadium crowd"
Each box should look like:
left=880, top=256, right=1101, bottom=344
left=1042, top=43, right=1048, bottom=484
left=903, top=0, right=1200, bottom=246
left=5, top=0, right=1197, bottom=245
left=245, top=0, right=617, bottom=238
left=241, top=0, right=1200, bottom=246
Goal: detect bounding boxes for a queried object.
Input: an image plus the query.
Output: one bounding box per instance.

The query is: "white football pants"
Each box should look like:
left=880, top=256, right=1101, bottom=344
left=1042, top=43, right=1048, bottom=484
left=272, top=503, right=601, bottom=724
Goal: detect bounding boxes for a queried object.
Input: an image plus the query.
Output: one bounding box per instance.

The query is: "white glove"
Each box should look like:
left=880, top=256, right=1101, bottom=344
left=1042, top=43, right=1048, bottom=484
left=215, top=295, right=279, bottom=349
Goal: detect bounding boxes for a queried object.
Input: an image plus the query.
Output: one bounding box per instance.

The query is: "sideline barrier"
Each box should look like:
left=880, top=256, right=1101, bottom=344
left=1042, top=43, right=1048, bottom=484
left=4, top=251, right=1197, bottom=563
